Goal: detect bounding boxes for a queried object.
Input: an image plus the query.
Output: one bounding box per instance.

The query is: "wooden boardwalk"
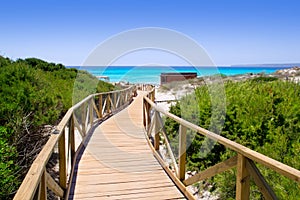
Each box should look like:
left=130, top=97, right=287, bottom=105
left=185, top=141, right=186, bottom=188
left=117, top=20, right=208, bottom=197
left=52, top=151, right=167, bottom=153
left=68, top=91, right=186, bottom=199
left=13, top=86, right=300, bottom=200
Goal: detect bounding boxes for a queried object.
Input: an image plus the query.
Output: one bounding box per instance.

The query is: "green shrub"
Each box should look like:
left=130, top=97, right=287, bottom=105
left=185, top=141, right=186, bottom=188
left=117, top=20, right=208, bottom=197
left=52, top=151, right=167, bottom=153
left=0, top=56, right=115, bottom=198
left=166, top=79, right=300, bottom=199
left=0, top=126, right=19, bottom=200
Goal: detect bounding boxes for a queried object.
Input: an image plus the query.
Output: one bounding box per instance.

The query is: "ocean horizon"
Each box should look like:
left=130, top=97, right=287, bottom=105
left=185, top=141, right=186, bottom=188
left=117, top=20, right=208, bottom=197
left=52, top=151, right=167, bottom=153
left=68, top=66, right=294, bottom=85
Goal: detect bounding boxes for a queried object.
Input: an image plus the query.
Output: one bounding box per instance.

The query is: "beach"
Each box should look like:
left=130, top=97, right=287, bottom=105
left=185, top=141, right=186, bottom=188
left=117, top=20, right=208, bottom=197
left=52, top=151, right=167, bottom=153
left=154, top=66, right=300, bottom=112
left=73, top=66, right=294, bottom=85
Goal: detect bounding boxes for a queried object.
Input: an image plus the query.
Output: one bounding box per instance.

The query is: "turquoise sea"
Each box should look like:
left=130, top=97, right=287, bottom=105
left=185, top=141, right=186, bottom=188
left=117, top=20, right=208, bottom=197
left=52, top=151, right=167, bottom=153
left=70, top=66, right=291, bottom=85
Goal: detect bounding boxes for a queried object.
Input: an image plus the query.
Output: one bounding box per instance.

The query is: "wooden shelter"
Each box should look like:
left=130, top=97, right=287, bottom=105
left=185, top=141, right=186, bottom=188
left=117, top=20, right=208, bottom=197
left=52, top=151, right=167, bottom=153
left=160, top=72, right=197, bottom=85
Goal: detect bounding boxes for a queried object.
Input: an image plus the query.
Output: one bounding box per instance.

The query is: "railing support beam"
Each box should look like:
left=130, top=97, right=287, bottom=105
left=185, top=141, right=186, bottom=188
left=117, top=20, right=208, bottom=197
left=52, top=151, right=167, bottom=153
left=246, top=159, right=278, bottom=200
left=178, top=125, right=187, bottom=181
left=107, top=94, right=111, bottom=113
left=236, top=154, right=250, bottom=200
left=69, top=116, right=75, bottom=165
left=99, top=94, right=103, bottom=118
left=81, top=103, right=86, bottom=135
left=154, top=111, right=160, bottom=150
left=13, top=85, right=137, bottom=200
left=39, top=170, right=47, bottom=200
left=59, top=130, right=67, bottom=190
left=89, top=99, right=94, bottom=127
left=114, top=92, right=117, bottom=110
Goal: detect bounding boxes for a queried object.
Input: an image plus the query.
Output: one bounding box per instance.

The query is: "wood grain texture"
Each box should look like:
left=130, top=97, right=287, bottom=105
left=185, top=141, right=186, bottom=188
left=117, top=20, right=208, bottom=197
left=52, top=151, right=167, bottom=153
left=144, top=96, right=300, bottom=183
left=246, top=159, right=277, bottom=200
left=236, top=154, right=250, bottom=200
left=69, top=91, right=186, bottom=199
left=183, top=156, right=237, bottom=186
left=178, top=125, right=187, bottom=181
left=46, top=172, right=64, bottom=198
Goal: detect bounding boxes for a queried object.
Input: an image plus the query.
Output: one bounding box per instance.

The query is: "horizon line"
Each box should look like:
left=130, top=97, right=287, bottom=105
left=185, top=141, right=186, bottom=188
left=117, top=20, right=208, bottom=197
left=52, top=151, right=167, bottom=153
left=66, top=63, right=300, bottom=67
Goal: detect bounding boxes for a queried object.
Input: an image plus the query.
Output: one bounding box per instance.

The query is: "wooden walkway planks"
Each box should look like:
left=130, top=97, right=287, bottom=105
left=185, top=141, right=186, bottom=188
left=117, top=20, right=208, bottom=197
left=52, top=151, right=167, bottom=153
left=69, top=91, right=186, bottom=200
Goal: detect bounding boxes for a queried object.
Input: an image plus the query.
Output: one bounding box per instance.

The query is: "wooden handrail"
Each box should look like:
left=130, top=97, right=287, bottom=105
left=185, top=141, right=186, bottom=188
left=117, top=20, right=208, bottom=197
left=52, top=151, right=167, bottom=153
left=13, top=85, right=137, bottom=200
left=143, top=90, right=300, bottom=200
left=15, top=83, right=299, bottom=200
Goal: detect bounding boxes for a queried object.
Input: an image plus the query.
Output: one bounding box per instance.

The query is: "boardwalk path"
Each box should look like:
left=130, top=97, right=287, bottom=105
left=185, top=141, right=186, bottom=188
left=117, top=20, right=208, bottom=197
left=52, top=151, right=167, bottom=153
left=69, top=91, right=186, bottom=199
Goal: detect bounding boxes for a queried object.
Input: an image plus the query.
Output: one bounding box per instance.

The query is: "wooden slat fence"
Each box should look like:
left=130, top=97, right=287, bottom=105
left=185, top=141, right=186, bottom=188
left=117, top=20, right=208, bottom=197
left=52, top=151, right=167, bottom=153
left=13, top=85, right=137, bottom=200
left=143, top=88, right=300, bottom=200
left=13, top=83, right=300, bottom=200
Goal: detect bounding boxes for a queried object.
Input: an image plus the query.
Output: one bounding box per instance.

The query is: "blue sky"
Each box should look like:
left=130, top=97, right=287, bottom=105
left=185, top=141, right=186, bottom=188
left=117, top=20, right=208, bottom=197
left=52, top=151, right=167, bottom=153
left=0, top=0, right=299, bottom=66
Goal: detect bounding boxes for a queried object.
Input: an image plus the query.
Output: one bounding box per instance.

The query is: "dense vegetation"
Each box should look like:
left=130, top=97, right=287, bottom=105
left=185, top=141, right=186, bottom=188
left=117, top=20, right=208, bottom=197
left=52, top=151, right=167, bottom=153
left=165, top=77, right=300, bottom=199
left=0, top=56, right=115, bottom=199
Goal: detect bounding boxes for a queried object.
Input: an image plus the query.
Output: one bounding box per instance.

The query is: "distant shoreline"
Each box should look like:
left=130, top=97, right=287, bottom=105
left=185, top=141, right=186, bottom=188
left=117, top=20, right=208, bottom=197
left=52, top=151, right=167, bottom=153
left=69, top=65, right=297, bottom=85
left=155, top=66, right=300, bottom=112
left=231, top=63, right=300, bottom=67
left=68, top=65, right=298, bottom=68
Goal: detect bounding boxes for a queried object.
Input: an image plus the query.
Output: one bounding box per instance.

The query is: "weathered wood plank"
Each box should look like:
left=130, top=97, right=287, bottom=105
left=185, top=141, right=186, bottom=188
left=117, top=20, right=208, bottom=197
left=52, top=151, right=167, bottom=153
left=146, top=135, right=195, bottom=200
left=73, top=181, right=174, bottom=194
left=13, top=86, right=138, bottom=200
left=89, top=100, right=93, bottom=127
left=70, top=185, right=183, bottom=199
left=73, top=115, right=84, bottom=138
left=184, top=155, right=237, bottom=186
left=69, top=116, right=75, bottom=166
left=246, top=159, right=278, bottom=200
left=107, top=94, right=111, bottom=113
left=40, top=171, right=47, bottom=200
left=178, top=125, right=187, bottom=181
left=102, top=98, right=107, bottom=114
left=70, top=91, right=187, bottom=200
left=144, top=96, right=300, bottom=183
left=73, top=167, right=164, bottom=175
left=59, top=130, right=67, bottom=190
left=147, top=114, right=155, bottom=137
left=81, top=103, right=86, bottom=135
left=154, top=111, right=160, bottom=150
left=156, top=113, right=179, bottom=175
left=236, top=154, right=250, bottom=200
left=45, top=172, right=64, bottom=198
left=92, top=99, right=101, bottom=120
left=73, top=171, right=172, bottom=182
left=114, top=92, right=117, bottom=109
left=98, top=94, right=103, bottom=118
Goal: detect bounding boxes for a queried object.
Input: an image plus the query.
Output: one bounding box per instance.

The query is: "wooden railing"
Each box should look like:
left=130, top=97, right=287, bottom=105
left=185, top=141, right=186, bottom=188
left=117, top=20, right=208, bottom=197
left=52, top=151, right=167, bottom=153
left=13, top=85, right=137, bottom=200
left=143, top=88, right=300, bottom=200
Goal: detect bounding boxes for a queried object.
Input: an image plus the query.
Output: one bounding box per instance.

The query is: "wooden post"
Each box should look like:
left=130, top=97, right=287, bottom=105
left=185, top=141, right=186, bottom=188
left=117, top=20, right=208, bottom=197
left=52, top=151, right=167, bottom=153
left=236, top=154, right=250, bottom=200
left=81, top=103, right=86, bottom=135
left=107, top=94, right=111, bottom=113
left=118, top=91, right=120, bottom=108
left=154, top=111, right=160, bottom=150
left=178, top=125, right=187, bottom=181
left=143, top=100, right=146, bottom=129
left=39, top=170, right=47, bottom=200
left=59, top=130, right=67, bottom=190
left=125, top=92, right=128, bottom=104
left=99, top=94, right=103, bottom=118
left=134, top=87, right=137, bottom=97
left=69, top=116, right=75, bottom=165
left=89, top=99, right=94, bottom=127
left=118, top=92, right=121, bottom=108
left=114, top=92, right=117, bottom=110
left=152, top=89, right=155, bottom=102
left=145, top=102, right=149, bottom=130
left=129, top=88, right=132, bottom=101
left=146, top=103, right=151, bottom=130
left=121, top=91, right=124, bottom=106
